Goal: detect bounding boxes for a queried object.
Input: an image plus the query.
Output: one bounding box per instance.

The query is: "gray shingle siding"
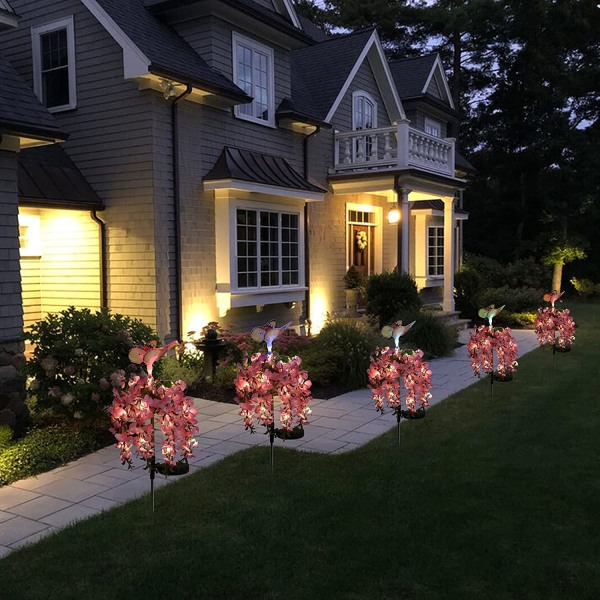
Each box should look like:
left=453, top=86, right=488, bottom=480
left=0, top=150, right=24, bottom=341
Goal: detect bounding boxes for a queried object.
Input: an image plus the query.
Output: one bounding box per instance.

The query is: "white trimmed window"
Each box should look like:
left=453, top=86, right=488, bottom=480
left=233, top=33, right=275, bottom=127
left=235, top=207, right=300, bottom=290
left=32, top=16, right=76, bottom=112
left=424, top=116, right=442, bottom=138
left=427, top=226, right=444, bottom=276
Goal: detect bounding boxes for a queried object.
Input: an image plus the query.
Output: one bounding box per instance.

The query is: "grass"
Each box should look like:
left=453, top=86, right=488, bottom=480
left=1, top=304, right=599, bottom=599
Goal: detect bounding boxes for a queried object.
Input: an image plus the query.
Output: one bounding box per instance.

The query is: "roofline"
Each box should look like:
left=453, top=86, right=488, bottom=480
left=276, top=107, right=332, bottom=129
left=149, top=0, right=313, bottom=44
left=19, top=197, right=105, bottom=210
left=149, top=64, right=250, bottom=102
left=204, top=178, right=326, bottom=202
left=324, top=29, right=405, bottom=123
left=422, top=54, right=455, bottom=110
left=401, top=93, right=461, bottom=119
left=81, top=0, right=248, bottom=99
left=0, top=121, right=68, bottom=143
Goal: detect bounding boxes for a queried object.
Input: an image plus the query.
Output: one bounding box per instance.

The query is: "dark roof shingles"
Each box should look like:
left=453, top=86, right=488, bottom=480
left=95, top=0, right=247, bottom=99
left=205, top=146, right=325, bottom=193
left=290, top=28, right=375, bottom=121
left=388, top=54, right=437, bottom=99
left=0, top=53, right=65, bottom=139
left=18, top=145, right=102, bottom=207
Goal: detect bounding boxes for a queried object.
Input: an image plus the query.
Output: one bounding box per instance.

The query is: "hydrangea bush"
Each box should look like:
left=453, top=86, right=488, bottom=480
left=26, top=307, right=157, bottom=421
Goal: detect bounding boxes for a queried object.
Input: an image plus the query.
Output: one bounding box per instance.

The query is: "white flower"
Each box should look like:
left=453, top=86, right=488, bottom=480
left=60, top=393, right=74, bottom=406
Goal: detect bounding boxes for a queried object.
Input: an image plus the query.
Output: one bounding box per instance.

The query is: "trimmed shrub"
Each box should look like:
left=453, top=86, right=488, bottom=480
left=505, top=257, right=551, bottom=289
left=26, top=307, right=157, bottom=422
left=454, top=267, right=485, bottom=319
left=398, top=310, right=456, bottom=358
left=463, top=253, right=507, bottom=288
left=494, top=311, right=537, bottom=329
left=366, top=270, right=421, bottom=327
left=311, top=319, right=382, bottom=390
left=479, top=286, right=544, bottom=313
left=0, top=426, right=96, bottom=487
left=159, top=352, right=204, bottom=389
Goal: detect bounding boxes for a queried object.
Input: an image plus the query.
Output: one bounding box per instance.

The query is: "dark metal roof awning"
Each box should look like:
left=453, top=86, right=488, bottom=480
left=411, top=199, right=468, bottom=216
left=204, top=146, right=326, bottom=200
left=18, top=145, right=103, bottom=210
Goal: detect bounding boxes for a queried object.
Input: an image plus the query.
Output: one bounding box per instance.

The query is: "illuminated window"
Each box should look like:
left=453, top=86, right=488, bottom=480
left=233, top=33, right=274, bottom=127
left=236, top=208, right=300, bottom=289
left=427, top=226, right=444, bottom=276
left=32, top=16, right=77, bottom=111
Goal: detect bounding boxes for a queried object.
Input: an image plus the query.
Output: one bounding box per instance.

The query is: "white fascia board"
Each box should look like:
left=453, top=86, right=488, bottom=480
left=368, top=34, right=405, bottom=121
left=279, top=0, right=301, bottom=29
left=325, top=30, right=405, bottom=123
left=422, top=54, right=455, bottom=110
left=80, top=0, right=150, bottom=78
left=204, top=179, right=325, bottom=202
left=0, top=11, right=18, bottom=29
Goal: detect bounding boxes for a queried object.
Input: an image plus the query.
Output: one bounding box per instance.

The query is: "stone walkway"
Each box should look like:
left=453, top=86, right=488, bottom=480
left=0, top=329, right=539, bottom=558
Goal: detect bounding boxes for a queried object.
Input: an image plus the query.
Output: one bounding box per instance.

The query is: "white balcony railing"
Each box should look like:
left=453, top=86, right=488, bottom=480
left=334, top=120, right=456, bottom=177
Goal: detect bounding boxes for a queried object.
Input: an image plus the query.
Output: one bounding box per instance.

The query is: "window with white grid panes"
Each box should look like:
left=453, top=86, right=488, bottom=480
left=427, top=226, right=444, bottom=276
left=233, top=33, right=274, bottom=126
left=32, top=17, right=76, bottom=111
left=236, top=209, right=300, bottom=289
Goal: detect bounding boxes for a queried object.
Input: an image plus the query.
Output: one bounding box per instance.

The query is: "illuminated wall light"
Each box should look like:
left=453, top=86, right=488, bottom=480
left=387, top=208, right=400, bottom=224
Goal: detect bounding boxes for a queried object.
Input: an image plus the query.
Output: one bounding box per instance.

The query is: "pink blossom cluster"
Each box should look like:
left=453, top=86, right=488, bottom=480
left=468, top=325, right=519, bottom=378
left=109, top=375, right=199, bottom=468
left=367, top=347, right=432, bottom=414
left=534, top=307, right=576, bottom=349
left=234, top=353, right=312, bottom=433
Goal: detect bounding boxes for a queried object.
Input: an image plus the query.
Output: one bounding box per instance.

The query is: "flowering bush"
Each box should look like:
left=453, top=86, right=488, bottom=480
left=219, top=329, right=312, bottom=368
left=109, top=343, right=198, bottom=469
left=535, top=307, right=576, bottom=349
left=26, top=307, right=157, bottom=421
left=234, top=353, right=312, bottom=434
left=367, top=347, right=432, bottom=414
left=468, top=325, right=518, bottom=379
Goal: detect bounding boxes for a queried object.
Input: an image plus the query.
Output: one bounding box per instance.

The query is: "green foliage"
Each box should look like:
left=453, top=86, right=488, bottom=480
left=311, top=319, right=382, bottom=389
left=571, top=277, right=600, bottom=297
left=454, top=266, right=485, bottom=319
left=494, top=311, right=537, bottom=329
left=213, top=364, right=238, bottom=391
left=365, top=270, right=421, bottom=327
left=0, top=426, right=13, bottom=451
left=504, top=257, right=552, bottom=289
left=463, top=253, right=507, bottom=288
left=0, top=426, right=96, bottom=487
left=343, top=265, right=363, bottom=289
left=26, top=307, right=157, bottom=422
left=479, top=286, right=544, bottom=314
left=399, top=310, right=455, bottom=358
left=542, top=241, right=587, bottom=267
left=159, top=352, right=204, bottom=389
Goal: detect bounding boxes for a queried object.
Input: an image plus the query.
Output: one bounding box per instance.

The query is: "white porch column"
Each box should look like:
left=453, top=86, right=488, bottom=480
left=400, top=189, right=410, bottom=273
left=442, top=196, right=455, bottom=312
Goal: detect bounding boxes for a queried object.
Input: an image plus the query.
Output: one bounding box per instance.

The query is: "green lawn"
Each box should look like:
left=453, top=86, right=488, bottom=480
left=1, top=304, right=599, bottom=600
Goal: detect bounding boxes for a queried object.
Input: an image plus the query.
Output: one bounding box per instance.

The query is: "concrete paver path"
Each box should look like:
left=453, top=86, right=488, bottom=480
left=0, top=329, right=539, bottom=557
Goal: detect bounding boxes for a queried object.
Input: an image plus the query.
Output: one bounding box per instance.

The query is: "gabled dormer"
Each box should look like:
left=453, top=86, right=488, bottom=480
left=389, top=53, right=458, bottom=139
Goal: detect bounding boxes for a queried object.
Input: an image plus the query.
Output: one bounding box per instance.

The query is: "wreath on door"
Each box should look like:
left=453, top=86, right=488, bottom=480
left=356, top=230, right=368, bottom=252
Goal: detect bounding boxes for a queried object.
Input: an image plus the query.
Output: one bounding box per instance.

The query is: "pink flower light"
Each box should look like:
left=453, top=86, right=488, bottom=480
left=468, top=325, right=518, bottom=378
left=368, top=347, right=432, bottom=415
left=234, top=352, right=312, bottom=434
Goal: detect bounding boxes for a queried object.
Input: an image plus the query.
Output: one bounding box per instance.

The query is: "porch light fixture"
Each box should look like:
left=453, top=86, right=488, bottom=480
left=387, top=208, right=400, bottom=224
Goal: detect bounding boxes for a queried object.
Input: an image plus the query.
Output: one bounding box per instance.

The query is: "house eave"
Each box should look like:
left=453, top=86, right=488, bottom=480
left=205, top=178, right=325, bottom=202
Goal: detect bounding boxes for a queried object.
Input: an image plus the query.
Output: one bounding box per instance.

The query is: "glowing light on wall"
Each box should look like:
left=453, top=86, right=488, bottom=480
left=309, top=288, right=329, bottom=334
